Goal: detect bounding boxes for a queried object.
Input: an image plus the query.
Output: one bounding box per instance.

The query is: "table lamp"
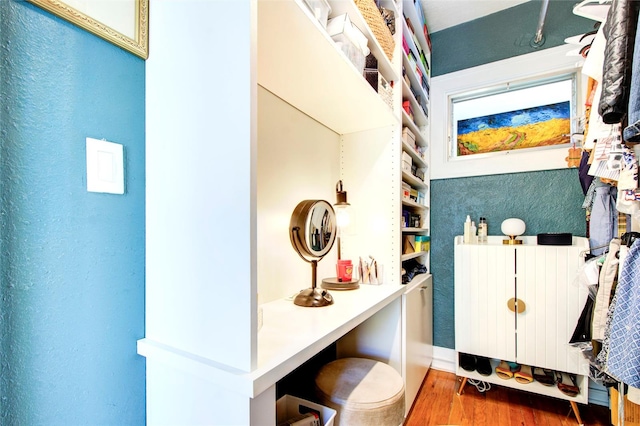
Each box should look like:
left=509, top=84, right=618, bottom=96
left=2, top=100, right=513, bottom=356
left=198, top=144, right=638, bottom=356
left=501, top=218, right=526, bottom=245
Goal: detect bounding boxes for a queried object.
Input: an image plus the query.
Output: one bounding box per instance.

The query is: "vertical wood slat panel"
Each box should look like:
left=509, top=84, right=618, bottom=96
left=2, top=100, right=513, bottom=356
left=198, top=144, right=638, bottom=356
left=516, top=243, right=589, bottom=374
left=455, top=241, right=515, bottom=361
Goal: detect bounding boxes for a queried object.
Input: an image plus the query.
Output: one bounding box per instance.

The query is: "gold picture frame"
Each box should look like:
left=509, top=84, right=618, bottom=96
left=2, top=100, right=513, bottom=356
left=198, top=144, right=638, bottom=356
left=27, top=0, right=149, bottom=59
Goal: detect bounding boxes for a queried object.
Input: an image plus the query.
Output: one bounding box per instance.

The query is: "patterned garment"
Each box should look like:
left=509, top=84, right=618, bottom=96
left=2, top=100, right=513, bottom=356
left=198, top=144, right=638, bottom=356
left=607, top=239, right=640, bottom=387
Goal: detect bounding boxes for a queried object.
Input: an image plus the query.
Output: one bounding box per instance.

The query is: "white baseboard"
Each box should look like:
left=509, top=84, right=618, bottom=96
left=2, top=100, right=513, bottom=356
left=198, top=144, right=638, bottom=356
left=431, top=346, right=456, bottom=373
left=430, top=346, right=609, bottom=407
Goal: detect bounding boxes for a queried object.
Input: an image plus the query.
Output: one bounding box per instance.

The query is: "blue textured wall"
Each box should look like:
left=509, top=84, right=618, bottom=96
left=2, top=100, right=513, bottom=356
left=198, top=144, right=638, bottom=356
left=431, top=170, right=586, bottom=349
left=431, top=0, right=596, bottom=77
left=0, top=1, right=145, bottom=423
left=429, top=1, right=594, bottom=349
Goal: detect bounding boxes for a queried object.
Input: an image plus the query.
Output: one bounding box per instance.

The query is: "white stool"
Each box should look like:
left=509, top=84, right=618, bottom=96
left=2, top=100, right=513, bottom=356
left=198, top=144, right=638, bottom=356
left=314, top=357, right=405, bottom=426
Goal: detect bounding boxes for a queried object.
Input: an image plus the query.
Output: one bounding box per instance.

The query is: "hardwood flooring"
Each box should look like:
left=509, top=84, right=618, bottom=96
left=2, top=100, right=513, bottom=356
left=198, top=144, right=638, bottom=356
left=404, top=369, right=612, bottom=426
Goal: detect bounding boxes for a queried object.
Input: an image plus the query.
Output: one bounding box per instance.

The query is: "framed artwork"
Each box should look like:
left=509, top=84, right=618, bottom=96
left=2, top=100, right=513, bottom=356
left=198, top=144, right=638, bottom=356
left=27, top=0, right=149, bottom=59
left=452, top=76, right=574, bottom=158
left=430, top=45, right=584, bottom=179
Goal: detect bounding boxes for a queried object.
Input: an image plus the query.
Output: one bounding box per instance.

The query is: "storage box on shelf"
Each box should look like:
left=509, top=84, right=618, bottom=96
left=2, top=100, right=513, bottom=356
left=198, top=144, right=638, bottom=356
left=327, top=13, right=369, bottom=73
left=364, top=69, right=393, bottom=108
left=302, top=0, right=332, bottom=28
left=277, top=393, right=337, bottom=426
left=331, top=0, right=398, bottom=79
left=353, top=0, right=395, bottom=61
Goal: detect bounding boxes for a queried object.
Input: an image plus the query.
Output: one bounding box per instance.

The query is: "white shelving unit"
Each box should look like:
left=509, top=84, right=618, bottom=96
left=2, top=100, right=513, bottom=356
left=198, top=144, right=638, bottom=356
left=142, top=0, right=434, bottom=423
left=400, top=0, right=431, bottom=280
left=399, top=1, right=433, bottom=415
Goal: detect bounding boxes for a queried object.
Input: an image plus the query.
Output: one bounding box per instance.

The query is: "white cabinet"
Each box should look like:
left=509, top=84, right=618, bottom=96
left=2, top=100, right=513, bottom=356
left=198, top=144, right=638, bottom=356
left=454, top=236, right=590, bottom=404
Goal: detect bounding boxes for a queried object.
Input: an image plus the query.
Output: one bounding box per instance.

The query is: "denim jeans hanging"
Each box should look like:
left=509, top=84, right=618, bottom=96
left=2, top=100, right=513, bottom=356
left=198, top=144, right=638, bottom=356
left=589, top=183, right=618, bottom=256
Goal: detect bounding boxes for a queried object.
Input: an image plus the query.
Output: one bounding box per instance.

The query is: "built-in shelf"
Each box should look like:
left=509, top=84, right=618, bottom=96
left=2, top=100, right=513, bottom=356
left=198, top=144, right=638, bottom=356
left=139, top=284, right=407, bottom=399
left=401, top=48, right=429, bottom=104
left=402, top=0, right=432, bottom=64
left=402, top=227, right=429, bottom=233
left=401, top=19, right=429, bottom=86
left=402, top=198, right=428, bottom=211
left=402, top=170, right=428, bottom=189
left=402, top=139, right=427, bottom=168
left=404, top=272, right=431, bottom=290
left=402, top=79, right=428, bottom=127
left=258, top=0, right=397, bottom=135
left=455, top=359, right=588, bottom=404
left=401, top=251, right=429, bottom=262
left=402, top=110, right=427, bottom=143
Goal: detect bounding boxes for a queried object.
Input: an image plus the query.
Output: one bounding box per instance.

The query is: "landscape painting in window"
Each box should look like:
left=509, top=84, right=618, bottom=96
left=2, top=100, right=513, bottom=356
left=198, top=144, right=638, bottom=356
left=451, top=76, right=574, bottom=158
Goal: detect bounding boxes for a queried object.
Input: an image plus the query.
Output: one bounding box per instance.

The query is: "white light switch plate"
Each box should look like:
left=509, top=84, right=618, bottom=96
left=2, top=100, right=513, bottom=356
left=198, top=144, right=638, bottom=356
left=86, top=137, right=124, bottom=194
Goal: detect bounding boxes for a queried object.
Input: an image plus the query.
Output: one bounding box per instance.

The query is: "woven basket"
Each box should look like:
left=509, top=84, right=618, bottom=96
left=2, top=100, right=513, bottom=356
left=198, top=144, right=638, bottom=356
left=353, top=0, right=395, bottom=61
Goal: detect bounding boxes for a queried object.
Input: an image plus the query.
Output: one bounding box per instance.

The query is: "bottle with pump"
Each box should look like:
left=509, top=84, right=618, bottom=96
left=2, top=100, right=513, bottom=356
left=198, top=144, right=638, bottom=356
left=463, top=215, right=471, bottom=244
left=478, top=217, right=488, bottom=244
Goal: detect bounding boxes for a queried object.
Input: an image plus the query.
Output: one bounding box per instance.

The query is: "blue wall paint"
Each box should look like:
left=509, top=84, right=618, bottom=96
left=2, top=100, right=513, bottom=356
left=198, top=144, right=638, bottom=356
left=429, top=1, right=593, bottom=349
left=431, top=0, right=596, bottom=76
left=431, top=170, right=586, bottom=349
left=1, top=1, right=145, bottom=423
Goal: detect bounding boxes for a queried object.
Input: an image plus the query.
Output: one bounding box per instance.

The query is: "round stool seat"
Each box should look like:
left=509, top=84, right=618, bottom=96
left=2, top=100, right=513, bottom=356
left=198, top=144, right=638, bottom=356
left=314, top=357, right=405, bottom=426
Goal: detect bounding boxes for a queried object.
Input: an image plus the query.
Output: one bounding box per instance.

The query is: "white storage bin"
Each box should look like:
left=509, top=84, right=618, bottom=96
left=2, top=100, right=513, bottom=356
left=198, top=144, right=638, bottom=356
left=327, top=14, right=370, bottom=57
left=402, top=151, right=412, bottom=165
left=334, top=41, right=365, bottom=75
left=277, top=395, right=337, bottom=426
left=301, top=0, right=331, bottom=28
left=402, top=126, right=416, bottom=146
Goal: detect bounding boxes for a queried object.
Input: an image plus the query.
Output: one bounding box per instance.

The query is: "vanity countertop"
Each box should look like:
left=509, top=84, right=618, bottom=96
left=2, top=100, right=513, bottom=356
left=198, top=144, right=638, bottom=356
left=138, top=283, right=406, bottom=398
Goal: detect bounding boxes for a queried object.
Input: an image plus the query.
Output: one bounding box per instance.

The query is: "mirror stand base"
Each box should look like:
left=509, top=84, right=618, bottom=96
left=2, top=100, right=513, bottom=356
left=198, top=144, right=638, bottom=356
left=293, top=288, right=334, bottom=307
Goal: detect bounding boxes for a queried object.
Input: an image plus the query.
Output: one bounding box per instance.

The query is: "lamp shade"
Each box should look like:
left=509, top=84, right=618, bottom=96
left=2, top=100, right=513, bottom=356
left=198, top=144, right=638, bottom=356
left=501, top=218, right=526, bottom=237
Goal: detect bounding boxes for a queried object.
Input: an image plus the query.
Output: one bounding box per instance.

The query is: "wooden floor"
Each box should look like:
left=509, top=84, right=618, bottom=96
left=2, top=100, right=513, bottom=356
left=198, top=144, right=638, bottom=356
left=404, top=369, right=612, bottom=426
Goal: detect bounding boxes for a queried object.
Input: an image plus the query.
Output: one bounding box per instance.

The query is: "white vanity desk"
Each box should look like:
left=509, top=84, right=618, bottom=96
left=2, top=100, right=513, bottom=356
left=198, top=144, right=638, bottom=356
left=137, top=283, right=406, bottom=424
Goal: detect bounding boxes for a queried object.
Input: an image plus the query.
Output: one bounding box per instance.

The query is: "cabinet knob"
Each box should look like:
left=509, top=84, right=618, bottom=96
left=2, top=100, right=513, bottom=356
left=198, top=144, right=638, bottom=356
left=507, top=298, right=526, bottom=314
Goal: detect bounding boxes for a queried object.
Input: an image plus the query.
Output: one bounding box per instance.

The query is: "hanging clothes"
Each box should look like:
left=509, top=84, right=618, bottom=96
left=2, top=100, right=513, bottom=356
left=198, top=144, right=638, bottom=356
left=606, top=238, right=640, bottom=387
left=592, top=238, right=621, bottom=342
left=598, top=0, right=640, bottom=124
left=589, top=182, right=619, bottom=255
left=624, top=8, right=640, bottom=142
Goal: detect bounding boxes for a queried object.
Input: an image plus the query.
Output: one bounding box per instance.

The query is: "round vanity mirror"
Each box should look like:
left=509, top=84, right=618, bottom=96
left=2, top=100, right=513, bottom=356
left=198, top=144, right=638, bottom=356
left=289, top=200, right=337, bottom=307
left=290, top=200, right=336, bottom=258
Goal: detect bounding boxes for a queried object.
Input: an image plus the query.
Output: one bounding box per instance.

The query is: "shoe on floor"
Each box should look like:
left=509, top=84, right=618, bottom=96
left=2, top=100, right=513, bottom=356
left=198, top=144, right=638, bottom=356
left=556, top=372, right=580, bottom=397
left=495, top=360, right=514, bottom=379
left=475, top=356, right=492, bottom=376
left=532, top=367, right=555, bottom=386
left=459, top=353, right=476, bottom=372
left=508, top=362, right=521, bottom=373
left=514, top=365, right=533, bottom=384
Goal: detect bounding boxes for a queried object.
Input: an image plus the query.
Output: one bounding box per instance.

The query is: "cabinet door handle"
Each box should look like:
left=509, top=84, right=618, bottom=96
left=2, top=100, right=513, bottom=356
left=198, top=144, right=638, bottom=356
left=507, top=298, right=526, bottom=314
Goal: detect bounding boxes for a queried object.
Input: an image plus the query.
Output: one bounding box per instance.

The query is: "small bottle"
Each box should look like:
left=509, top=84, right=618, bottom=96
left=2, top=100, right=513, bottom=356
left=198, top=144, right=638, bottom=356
left=463, top=215, right=471, bottom=244
left=478, top=217, right=488, bottom=244
left=470, top=221, right=477, bottom=244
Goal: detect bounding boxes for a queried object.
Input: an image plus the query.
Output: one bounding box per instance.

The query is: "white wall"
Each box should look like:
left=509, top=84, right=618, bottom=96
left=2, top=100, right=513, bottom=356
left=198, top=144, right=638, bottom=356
left=257, top=87, right=341, bottom=304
